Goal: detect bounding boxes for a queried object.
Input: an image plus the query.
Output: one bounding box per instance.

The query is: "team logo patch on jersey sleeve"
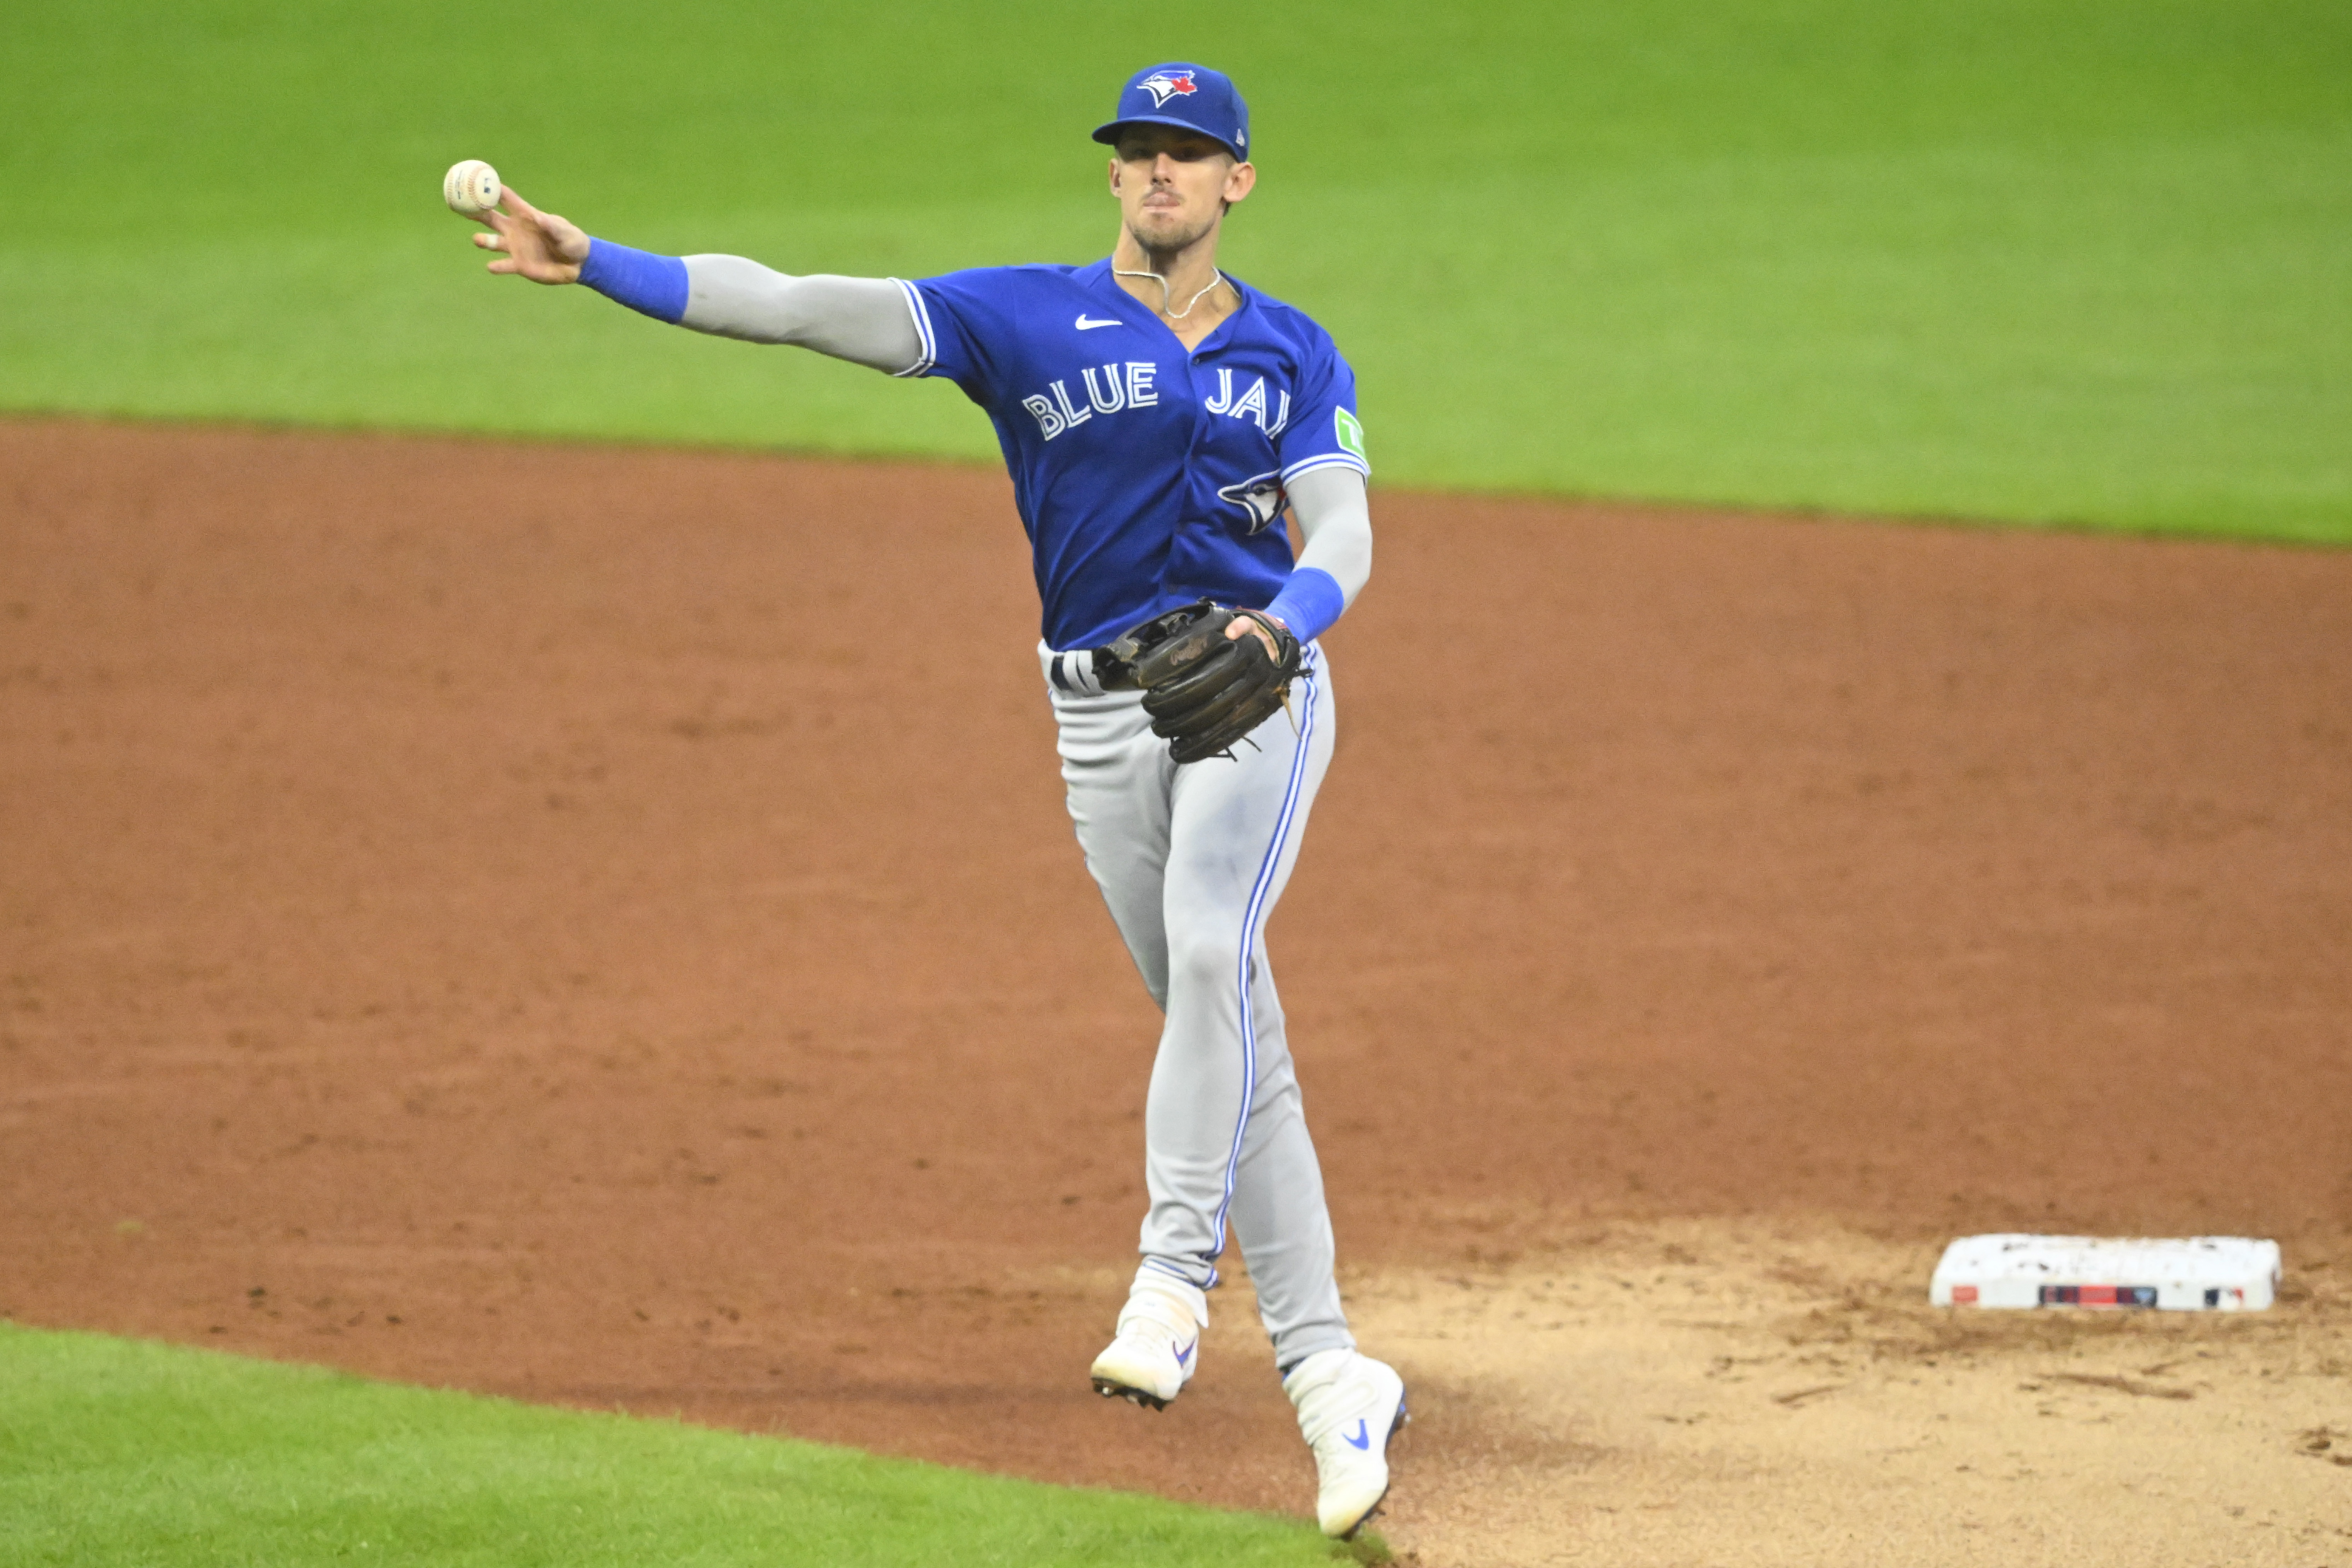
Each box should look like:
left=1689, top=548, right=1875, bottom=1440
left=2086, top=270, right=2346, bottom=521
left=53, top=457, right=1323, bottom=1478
left=1138, top=71, right=1198, bottom=107
left=1216, top=471, right=1287, bottom=534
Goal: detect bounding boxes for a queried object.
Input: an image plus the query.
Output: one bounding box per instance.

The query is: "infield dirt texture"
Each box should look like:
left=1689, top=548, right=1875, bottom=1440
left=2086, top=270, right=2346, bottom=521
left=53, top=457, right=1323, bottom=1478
left=4, top=420, right=2348, bottom=1563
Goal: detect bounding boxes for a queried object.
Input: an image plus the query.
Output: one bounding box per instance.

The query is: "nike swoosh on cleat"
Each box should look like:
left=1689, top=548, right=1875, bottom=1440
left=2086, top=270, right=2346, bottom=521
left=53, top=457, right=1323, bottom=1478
left=1075, top=314, right=1123, bottom=330
left=1343, top=1418, right=1371, bottom=1450
left=1173, top=1338, right=1196, bottom=1367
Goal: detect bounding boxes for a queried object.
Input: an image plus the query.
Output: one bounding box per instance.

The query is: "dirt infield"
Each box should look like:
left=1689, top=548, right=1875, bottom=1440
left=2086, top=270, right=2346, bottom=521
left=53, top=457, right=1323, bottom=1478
left=5, top=418, right=2348, bottom=1560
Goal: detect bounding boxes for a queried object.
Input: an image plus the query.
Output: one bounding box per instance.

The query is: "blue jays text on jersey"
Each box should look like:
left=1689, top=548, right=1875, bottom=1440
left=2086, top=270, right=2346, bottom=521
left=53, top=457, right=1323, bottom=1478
left=893, top=260, right=1368, bottom=651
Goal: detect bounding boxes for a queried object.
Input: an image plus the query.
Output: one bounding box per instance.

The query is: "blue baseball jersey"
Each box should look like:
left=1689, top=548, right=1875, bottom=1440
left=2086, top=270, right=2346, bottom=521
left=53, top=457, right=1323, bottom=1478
left=894, top=260, right=1369, bottom=651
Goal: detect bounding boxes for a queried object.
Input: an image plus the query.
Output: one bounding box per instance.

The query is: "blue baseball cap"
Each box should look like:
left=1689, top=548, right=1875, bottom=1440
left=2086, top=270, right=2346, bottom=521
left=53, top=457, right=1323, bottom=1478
left=1092, top=63, right=1250, bottom=162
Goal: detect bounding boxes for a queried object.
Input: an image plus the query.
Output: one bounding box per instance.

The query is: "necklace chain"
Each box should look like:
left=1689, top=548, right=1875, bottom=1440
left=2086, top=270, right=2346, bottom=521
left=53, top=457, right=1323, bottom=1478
left=1114, top=266, right=1228, bottom=321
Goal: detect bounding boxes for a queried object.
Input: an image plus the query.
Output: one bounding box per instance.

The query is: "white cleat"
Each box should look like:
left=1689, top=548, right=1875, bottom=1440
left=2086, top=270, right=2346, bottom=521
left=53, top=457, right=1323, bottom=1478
left=1284, top=1348, right=1408, bottom=1539
left=1088, top=1277, right=1207, bottom=1411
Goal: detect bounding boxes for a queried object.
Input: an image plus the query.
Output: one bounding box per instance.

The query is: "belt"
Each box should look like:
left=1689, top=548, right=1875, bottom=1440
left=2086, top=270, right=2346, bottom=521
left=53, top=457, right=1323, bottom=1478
left=1037, top=641, right=1132, bottom=697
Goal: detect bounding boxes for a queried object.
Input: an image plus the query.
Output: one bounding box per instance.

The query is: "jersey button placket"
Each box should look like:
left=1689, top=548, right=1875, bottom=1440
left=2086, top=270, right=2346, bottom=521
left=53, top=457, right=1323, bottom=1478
left=1182, top=350, right=1217, bottom=540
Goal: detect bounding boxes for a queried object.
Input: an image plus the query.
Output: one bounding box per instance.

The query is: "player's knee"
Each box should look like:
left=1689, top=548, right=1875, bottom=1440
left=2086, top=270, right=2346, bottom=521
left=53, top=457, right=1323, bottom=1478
left=1165, top=928, right=1247, bottom=998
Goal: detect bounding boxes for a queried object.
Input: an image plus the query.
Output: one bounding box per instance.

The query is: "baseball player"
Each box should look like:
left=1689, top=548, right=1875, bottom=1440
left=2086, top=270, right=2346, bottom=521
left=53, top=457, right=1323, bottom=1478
left=464, top=62, right=1402, bottom=1537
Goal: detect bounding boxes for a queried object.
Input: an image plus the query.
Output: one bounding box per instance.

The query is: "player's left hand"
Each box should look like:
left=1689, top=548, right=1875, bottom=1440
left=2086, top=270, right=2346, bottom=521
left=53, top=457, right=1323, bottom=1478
left=1227, top=613, right=1289, bottom=661
left=1106, top=601, right=1303, bottom=764
left=471, top=188, right=589, bottom=284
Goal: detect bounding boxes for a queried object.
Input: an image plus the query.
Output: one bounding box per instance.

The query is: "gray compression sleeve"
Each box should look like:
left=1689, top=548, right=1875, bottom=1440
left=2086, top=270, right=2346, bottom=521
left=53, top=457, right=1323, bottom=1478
left=679, top=255, right=924, bottom=374
left=1285, top=466, right=1373, bottom=607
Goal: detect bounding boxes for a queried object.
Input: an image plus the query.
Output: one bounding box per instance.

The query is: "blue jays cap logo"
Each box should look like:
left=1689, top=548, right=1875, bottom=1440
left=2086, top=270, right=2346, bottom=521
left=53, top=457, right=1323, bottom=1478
left=1138, top=70, right=1198, bottom=108
left=1094, top=63, right=1249, bottom=162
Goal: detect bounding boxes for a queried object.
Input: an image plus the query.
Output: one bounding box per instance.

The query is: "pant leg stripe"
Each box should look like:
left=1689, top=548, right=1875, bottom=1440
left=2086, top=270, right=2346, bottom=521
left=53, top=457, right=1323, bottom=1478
left=1207, top=656, right=1321, bottom=1276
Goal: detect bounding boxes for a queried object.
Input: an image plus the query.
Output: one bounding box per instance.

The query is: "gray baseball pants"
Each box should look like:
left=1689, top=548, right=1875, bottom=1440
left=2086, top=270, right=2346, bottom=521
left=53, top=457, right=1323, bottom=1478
left=1042, top=641, right=1354, bottom=1371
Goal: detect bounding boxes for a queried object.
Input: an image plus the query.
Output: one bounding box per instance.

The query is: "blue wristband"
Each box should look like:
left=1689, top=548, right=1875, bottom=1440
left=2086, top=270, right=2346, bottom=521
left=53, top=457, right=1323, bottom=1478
left=577, top=238, right=690, bottom=324
left=1263, top=567, right=1346, bottom=645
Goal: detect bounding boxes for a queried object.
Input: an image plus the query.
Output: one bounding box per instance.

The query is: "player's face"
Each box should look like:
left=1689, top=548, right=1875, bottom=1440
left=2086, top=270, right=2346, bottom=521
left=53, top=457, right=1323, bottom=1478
left=1110, top=127, right=1255, bottom=255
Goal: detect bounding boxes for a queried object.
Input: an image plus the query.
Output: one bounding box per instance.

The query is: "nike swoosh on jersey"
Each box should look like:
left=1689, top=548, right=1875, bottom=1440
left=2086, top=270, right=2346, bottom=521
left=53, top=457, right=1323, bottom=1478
left=1075, top=315, right=1124, bottom=330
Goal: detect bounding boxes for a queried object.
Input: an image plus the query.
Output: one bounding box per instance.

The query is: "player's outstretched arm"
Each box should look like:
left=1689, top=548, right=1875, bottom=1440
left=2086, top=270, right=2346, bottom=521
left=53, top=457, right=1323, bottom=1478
left=678, top=255, right=922, bottom=375
left=463, top=190, right=920, bottom=375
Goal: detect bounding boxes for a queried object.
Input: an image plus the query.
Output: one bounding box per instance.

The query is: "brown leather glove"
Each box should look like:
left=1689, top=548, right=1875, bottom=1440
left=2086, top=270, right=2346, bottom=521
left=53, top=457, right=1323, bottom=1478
left=1097, top=600, right=1304, bottom=764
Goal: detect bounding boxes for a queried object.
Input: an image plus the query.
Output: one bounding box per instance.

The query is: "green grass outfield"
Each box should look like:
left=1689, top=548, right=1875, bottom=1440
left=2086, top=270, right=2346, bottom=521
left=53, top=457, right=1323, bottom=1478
left=0, top=1323, right=1355, bottom=1568
left=2, top=0, right=2347, bottom=540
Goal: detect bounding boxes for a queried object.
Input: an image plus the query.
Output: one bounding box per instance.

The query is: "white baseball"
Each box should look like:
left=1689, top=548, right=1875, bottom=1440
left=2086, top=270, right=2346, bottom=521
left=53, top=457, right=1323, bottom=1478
left=442, top=159, right=502, bottom=217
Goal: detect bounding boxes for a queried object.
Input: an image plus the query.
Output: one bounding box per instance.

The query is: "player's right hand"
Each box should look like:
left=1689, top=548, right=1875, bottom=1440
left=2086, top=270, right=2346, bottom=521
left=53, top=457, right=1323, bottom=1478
left=471, top=188, right=589, bottom=284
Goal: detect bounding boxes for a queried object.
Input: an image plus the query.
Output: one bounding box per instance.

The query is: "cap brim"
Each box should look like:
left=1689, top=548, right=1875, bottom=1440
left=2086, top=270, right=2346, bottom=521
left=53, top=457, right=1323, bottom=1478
left=1092, top=116, right=1245, bottom=161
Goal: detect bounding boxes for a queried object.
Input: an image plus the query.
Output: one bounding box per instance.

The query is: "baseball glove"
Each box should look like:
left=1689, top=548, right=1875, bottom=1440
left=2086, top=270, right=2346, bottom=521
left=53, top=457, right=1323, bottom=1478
left=1098, top=600, right=1304, bottom=764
